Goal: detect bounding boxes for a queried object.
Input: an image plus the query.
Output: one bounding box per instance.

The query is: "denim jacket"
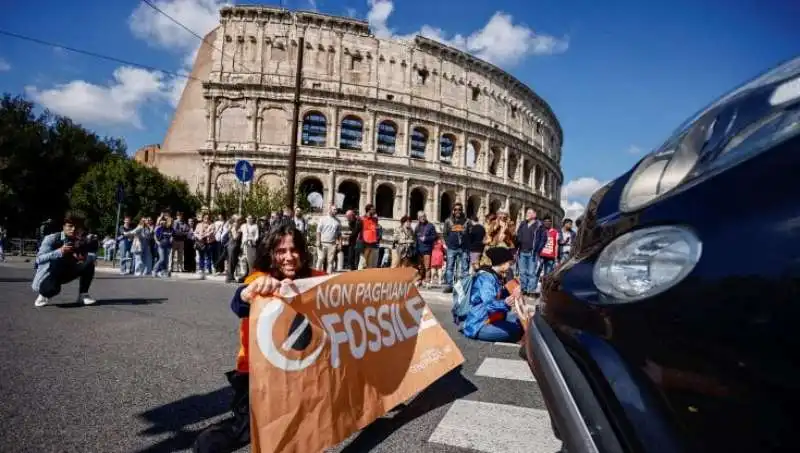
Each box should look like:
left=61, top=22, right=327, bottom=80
left=32, top=232, right=96, bottom=293
left=462, top=268, right=511, bottom=338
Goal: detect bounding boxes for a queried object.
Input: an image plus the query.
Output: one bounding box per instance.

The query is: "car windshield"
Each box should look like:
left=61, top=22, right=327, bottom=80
left=668, top=56, right=800, bottom=139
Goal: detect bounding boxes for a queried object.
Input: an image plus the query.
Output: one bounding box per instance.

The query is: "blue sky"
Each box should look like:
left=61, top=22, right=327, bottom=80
left=1, top=0, right=798, bottom=218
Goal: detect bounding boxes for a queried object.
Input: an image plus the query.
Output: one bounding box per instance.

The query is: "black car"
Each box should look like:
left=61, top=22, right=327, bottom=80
left=524, top=56, right=800, bottom=453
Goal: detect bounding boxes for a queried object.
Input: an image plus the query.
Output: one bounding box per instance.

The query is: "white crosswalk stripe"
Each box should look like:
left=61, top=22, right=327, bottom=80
left=475, top=357, right=537, bottom=382
left=429, top=400, right=560, bottom=453
left=426, top=342, right=560, bottom=453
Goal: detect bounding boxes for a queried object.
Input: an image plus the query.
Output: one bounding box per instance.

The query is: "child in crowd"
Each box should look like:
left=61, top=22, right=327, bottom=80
left=430, top=234, right=445, bottom=285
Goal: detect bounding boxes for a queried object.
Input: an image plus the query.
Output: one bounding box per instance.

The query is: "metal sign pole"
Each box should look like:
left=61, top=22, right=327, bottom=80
left=113, top=183, right=124, bottom=268
left=239, top=182, right=244, bottom=215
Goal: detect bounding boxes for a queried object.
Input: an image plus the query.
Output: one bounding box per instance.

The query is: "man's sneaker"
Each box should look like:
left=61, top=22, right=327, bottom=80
left=442, top=286, right=453, bottom=294
left=34, top=295, right=49, bottom=307
left=78, top=293, right=96, bottom=305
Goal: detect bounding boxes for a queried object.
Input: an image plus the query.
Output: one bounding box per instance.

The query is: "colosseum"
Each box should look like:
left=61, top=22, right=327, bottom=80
left=155, top=5, right=564, bottom=227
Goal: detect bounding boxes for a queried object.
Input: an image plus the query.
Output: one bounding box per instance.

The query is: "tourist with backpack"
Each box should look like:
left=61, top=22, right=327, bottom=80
left=451, top=247, right=524, bottom=343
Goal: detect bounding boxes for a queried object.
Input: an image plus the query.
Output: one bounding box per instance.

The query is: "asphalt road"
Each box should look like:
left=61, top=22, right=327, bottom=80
left=0, top=261, right=559, bottom=453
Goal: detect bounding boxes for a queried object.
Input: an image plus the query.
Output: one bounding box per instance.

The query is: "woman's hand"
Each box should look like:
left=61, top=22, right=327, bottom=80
left=241, top=275, right=283, bottom=303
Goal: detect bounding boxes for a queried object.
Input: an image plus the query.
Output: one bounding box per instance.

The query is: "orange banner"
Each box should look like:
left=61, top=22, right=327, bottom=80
left=248, top=267, right=465, bottom=453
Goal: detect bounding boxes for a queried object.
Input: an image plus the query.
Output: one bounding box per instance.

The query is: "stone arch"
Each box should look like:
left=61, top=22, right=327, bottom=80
left=337, top=180, right=361, bottom=213
left=507, top=152, right=519, bottom=180
left=376, top=120, right=398, bottom=154
left=299, top=176, right=324, bottom=212
left=439, top=133, right=456, bottom=164
left=340, top=115, right=364, bottom=150
left=259, top=106, right=289, bottom=145
left=489, top=199, right=503, bottom=215
left=439, top=190, right=455, bottom=222
left=466, top=194, right=482, bottom=220
left=409, top=187, right=427, bottom=220
left=489, top=146, right=502, bottom=176
left=215, top=172, right=237, bottom=198
left=302, top=111, right=327, bottom=147
left=257, top=172, right=283, bottom=190
left=375, top=183, right=395, bottom=218
left=409, top=126, right=428, bottom=160
left=523, top=159, right=533, bottom=187
left=509, top=201, right=521, bottom=222
left=217, top=104, right=248, bottom=143
left=466, top=140, right=480, bottom=169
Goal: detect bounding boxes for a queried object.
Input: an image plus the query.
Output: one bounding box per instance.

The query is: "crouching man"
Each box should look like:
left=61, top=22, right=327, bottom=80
left=32, top=215, right=97, bottom=307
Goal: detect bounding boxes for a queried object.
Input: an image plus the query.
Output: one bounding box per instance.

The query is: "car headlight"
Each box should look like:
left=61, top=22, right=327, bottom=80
left=619, top=57, right=800, bottom=213
left=593, top=226, right=702, bottom=303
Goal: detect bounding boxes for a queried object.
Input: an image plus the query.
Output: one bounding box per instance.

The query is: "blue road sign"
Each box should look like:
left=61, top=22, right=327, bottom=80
left=235, top=159, right=254, bottom=183
left=116, top=183, right=125, bottom=203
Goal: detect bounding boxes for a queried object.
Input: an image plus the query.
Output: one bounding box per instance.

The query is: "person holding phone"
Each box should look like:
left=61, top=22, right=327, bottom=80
left=31, top=214, right=97, bottom=307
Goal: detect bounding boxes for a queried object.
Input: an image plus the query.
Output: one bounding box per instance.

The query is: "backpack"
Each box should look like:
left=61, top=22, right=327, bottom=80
left=451, top=272, right=481, bottom=329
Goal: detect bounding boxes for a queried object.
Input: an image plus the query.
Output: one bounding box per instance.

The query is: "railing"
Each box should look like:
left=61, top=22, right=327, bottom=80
left=5, top=238, right=39, bottom=257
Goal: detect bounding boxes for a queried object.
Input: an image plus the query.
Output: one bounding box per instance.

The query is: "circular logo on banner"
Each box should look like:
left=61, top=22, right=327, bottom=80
left=256, top=299, right=327, bottom=372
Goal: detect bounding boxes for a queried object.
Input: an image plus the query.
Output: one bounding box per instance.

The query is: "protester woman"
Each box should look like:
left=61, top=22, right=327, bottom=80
left=193, top=223, right=325, bottom=453
left=461, top=247, right=524, bottom=343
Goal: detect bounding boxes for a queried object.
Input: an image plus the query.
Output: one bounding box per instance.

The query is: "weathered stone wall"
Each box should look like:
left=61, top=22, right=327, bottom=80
left=158, top=6, right=565, bottom=223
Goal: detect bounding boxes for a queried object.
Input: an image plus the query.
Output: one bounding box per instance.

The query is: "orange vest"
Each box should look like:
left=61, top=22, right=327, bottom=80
left=235, top=269, right=326, bottom=373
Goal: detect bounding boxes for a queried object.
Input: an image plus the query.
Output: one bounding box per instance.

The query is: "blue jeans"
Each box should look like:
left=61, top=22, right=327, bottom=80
left=118, top=241, right=134, bottom=274
left=536, top=257, right=556, bottom=281
left=155, top=244, right=171, bottom=275
left=198, top=247, right=212, bottom=273
left=475, top=312, right=523, bottom=343
left=444, top=248, right=469, bottom=287
left=134, top=246, right=153, bottom=276
left=518, top=251, right=538, bottom=293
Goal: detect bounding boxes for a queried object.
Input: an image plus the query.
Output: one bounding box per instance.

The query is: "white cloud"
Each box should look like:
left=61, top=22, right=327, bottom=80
left=626, top=145, right=643, bottom=155
left=129, top=0, right=225, bottom=55
left=129, top=0, right=226, bottom=107
left=561, top=177, right=605, bottom=200
left=29, top=0, right=225, bottom=128
left=26, top=67, right=169, bottom=129
left=307, top=0, right=318, bottom=10
left=366, top=1, right=568, bottom=66
left=0, top=58, right=10, bottom=72
left=560, top=177, right=608, bottom=220
left=561, top=200, right=585, bottom=221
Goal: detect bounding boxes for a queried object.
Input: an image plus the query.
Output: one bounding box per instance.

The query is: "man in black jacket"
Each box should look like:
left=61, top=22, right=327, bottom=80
left=515, top=209, right=547, bottom=296
left=442, top=202, right=471, bottom=293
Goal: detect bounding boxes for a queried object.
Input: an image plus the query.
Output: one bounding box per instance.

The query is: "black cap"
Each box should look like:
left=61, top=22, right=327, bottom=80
left=485, top=247, right=515, bottom=266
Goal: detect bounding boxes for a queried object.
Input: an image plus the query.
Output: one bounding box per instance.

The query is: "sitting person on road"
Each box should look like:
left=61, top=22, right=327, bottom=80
left=193, top=223, right=325, bottom=453
left=31, top=215, right=97, bottom=307
left=461, top=247, right=523, bottom=343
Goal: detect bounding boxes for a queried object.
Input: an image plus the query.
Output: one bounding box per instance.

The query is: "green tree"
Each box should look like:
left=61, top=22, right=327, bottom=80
left=212, top=183, right=315, bottom=217
left=69, top=156, right=201, bottom=235
left=0, top=94, right=125, bottom=236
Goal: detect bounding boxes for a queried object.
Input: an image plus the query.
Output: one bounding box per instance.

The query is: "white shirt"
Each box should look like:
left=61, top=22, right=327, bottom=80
left=240, top=223, right=259, bottom=245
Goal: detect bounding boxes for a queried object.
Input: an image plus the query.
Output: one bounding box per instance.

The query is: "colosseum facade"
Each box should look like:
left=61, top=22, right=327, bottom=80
left=155, top=5, right=564, bottom=227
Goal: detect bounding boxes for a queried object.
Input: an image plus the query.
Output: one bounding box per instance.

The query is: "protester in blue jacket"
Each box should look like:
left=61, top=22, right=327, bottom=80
left=461, top=247, right=523, bottom=343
